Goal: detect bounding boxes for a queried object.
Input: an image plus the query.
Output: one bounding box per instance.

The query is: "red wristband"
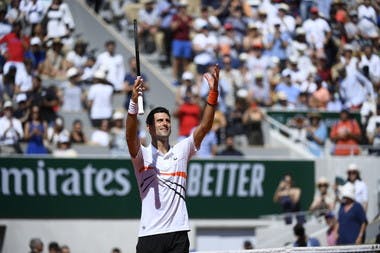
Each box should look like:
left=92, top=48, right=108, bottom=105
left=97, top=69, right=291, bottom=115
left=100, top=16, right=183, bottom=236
left=207, top=90, right=218, bottom=106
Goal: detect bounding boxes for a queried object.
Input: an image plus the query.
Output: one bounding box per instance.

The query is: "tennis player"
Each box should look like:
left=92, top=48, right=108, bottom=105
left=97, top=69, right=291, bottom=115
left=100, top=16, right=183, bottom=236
left=126, top=65, right=219, bottom=253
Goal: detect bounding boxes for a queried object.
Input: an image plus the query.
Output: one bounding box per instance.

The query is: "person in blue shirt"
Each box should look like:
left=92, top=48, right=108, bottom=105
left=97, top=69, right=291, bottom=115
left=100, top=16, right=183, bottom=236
left=306, top=112, right=327, bottom=157
left=293, top=223, right=320, bottom=247
left=337, top=182, right=367, bottom=245
left=275, top=70, right=300, bottom=105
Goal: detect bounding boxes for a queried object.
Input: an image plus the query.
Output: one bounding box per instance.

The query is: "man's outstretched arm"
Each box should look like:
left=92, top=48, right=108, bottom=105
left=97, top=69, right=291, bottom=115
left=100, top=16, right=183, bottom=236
left=126, top=76, right=145, bottom=158
left=193, top=65, right=220, bottom=149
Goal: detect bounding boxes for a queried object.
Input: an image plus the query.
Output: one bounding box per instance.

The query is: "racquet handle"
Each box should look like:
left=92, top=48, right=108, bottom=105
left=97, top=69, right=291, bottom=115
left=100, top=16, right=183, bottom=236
left=137, top=93, right=144, bottom=115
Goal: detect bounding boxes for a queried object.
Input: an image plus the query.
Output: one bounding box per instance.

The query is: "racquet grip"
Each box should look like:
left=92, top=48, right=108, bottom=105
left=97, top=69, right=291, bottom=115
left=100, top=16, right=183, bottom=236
left=137, top=94, right=144, bottom=115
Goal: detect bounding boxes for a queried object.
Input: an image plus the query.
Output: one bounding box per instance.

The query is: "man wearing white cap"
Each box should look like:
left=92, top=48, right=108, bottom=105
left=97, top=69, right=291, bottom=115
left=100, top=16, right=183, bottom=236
left=346, top=163, right=368, bottom=212
left=62, top=67, right=83, bottom=112
left=309, top=177, right=335, bottom=214
left=0, top=100, right=24, bottom=154
left=337, top=182, right=367, bottom=245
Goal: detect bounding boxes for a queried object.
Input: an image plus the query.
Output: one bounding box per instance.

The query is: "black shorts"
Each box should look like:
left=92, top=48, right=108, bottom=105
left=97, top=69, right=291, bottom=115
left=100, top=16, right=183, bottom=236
left=136, top=231, right=189, bottom=253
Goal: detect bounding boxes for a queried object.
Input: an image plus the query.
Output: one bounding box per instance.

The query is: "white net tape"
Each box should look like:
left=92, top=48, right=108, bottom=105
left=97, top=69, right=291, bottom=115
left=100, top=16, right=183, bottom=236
left=196, top=244, right=380, bottom=253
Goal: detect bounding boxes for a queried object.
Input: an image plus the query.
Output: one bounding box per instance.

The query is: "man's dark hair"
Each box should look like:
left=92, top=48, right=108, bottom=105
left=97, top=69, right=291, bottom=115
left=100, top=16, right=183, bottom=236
left=146, top=107, right=170, bottom=126
left=112, top=248, right=121, bottom=253
left=293, top=223, right=307, bottom=247
left=48, top=242, right=60, bottom=251
left=105, top=40, right=115, bottom=46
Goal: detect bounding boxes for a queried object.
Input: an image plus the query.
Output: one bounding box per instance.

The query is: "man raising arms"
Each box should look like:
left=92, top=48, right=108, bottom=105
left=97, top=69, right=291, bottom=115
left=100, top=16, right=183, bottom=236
left=126, top=65, right=219, bottom=253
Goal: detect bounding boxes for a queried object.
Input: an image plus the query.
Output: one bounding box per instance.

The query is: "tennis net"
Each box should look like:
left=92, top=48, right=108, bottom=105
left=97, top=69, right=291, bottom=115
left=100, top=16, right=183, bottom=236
left=196, top=244, right=380, bottom=253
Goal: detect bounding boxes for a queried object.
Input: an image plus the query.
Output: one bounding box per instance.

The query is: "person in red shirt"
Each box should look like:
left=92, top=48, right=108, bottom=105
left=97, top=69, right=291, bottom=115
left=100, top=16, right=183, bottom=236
left=0, top=21, right=29, bottom=82
left=170, top=1, right=192, bottom=85
left=330, top=109, right=361, bottom=155
left=173, top=91, right=201, bottom=141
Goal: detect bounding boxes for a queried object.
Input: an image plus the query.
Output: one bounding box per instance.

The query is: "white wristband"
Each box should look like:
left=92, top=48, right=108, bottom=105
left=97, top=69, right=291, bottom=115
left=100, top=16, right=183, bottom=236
left=128, top=101, right=138, bottom=115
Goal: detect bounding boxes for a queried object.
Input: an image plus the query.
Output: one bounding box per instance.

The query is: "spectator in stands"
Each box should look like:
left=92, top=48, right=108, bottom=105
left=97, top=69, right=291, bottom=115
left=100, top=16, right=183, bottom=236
left=170, top=0, right=193, bottom=85
left=293, top=223, right=320, bottom=247
left=138, top=0, right=160, bottom=54
left=52, top=134, right=78, bottom=157
left=20, top=0, right=45, bottom=29
left=174, top=92, right=202, bottom=141
left=94, top=40, right=125, bottom=92
left=24, top=36, right=46, bottom=72
left=39, top=38, right=67, bottom=80
left=109, top=110, right=128, bottom=156
left=302, top=7, right=331, bottom=54
left=248, top=71, right=271, bottom=107
left=359, top=44, right=380, bottom=87
left=357, top=0, right=379, bottom=40
left=246, top=41, right=270, bottom=80
left=14, top=59, right=33, bottom=95
left=216, top=135, right=244, bottom=156
left=366, top=104, right=380, bottom=155
left=346, top=163, right=368, bottom=212
left=272, top=91, right=293, bottom=110
left=324, top=211, right=338, bottom=246
left=326, top=92, right=343, bottom=112
left=225, top=98, right=247, bottom=144
left=39, top=84, right=61, bottom=125
left=24, top=105, right=49, bottom=154
left=265, top=21, right=291, bottom=66
left=287, top=114, right=308, bottom=143
left=309, top=75, right=330, bottom=110
left=192, top=23, right=218, bottom=76
left=0, top=6, right=11, bottom=41
left=107, top=0, right=128, bottom=32
left=69, top=119, right=87, bottom=144
left=0, top=100, right=23, bottom=153
left=87, top=69, right=114, bottom=128
left=13, top=93, right=30, bottom=126
left=123, top=56, right=150, bottom=111
left=29, top=238, right=43, bottom=253
left=220, top=54, right=244, bottom=107
left=273, top=173, right=303, bottom=225
left=60, top=245, right=70, bottom=253
left=156, top=0, right=177, bottom=67
left=337, top=182, right=367, bottom=245
left=90, top=119, right=111, bottom=147
left=340, top=44, right=359, bottom=74
left=62, top=67, right=84, bottom=112
left=242, top=102, right=264, bottom=146
left=330, top=108, right=362, bottom=156
left=175, top=71, right=198, bottom=106
left=305, top=112, right=327, bottom=157
left=194, top=5, right=221, bottom=35
left=275, top=69, right=300, bottom=106
left=337, top=66, right=375, bottom=111
left=47, top=116, right=70, bottom=151
left=65, top=39, right=89, bottom=70
left=0, top=21, right=28, bottom=82
left=44, top=0, right=75, bottom=46
left=309, top=177, right=335, bottom=215
left=219, top=22, right=243, bottom=61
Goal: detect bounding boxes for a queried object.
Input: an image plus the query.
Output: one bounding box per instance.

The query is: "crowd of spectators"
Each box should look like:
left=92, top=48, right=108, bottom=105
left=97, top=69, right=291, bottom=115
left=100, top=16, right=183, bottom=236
left=273, top=163, right=370, bottom=246
left=0, top=0, right=379, bottom=157
left=29, top=239, right=122, bottom=253
left=121, top=0, right=380, bottom=156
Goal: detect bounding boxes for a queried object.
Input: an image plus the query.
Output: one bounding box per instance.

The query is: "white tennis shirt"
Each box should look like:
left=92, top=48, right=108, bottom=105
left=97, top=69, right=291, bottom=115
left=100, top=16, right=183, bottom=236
left=132, top=135, right=197, bottom=237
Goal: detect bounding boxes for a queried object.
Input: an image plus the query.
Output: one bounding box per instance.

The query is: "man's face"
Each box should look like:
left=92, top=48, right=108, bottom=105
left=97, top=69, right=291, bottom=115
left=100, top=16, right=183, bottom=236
left=149, top=112, right=171, bottom=139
